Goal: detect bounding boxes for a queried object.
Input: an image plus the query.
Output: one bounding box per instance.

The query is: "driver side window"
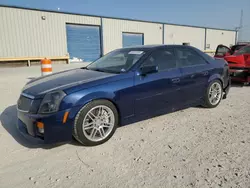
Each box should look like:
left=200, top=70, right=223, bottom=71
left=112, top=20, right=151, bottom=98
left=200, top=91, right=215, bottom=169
left=216, top=46, right=230, bottom=56
left=141, top=48, right=177, bottom=71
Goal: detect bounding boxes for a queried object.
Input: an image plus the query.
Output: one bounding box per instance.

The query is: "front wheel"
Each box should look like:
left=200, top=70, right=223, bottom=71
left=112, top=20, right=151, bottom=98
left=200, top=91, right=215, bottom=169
left=203, top=80, right=223, bottom=108
left=73, top=100, right=119, bottom=146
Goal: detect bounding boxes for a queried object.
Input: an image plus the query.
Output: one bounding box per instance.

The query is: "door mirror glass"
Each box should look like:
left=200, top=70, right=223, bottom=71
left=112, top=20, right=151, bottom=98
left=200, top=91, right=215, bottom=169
left=140, top=65, right=158, bottom=76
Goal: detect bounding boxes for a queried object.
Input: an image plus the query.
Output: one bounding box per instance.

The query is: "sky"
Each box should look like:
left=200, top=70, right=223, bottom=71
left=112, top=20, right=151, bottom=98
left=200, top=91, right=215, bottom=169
left=1, top=0, right=250, bottom=41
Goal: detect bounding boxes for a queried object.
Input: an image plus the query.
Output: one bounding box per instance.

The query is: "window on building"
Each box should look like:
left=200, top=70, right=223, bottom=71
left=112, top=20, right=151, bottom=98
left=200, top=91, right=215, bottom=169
left=122, top=33, right=144, bottom=48
left=175, top=47, right=207, bottom=67
left=141, top=48, right=177, bottom=71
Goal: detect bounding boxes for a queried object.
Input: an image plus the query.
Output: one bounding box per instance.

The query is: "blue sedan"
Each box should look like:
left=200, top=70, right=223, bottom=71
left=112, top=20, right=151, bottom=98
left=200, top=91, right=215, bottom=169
left=17, top=45, right=230, bottom=146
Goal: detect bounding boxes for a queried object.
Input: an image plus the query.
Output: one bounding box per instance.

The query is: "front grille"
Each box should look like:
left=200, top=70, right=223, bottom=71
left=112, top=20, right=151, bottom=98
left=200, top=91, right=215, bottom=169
left=17, top=95, right=33, bottom=112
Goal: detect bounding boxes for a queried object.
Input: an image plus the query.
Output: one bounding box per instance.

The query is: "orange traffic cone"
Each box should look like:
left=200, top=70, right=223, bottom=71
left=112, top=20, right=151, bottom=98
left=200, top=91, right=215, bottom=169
left=41, top=58, right=52, bottom=76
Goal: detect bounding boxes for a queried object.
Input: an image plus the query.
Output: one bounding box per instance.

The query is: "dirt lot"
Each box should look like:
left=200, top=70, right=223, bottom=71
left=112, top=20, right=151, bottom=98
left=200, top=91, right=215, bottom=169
left=0, top=64, right=249, bottom=188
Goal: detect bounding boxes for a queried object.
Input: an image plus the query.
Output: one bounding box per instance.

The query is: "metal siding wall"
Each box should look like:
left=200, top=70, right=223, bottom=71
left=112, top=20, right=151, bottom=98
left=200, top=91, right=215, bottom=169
left=164, top=25, right=205, bottom=50
left=0, top=7, right=237, bottom=59
left=0, top=7, right=100, bottom=58
left=102, top=18, right=162, bottom=54
left=206, top=29, right=236, bottom=51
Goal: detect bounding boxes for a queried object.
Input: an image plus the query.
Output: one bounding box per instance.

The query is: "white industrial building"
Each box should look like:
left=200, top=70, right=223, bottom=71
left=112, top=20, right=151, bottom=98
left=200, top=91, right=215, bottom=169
left=0, top=5, right=237, bottom=65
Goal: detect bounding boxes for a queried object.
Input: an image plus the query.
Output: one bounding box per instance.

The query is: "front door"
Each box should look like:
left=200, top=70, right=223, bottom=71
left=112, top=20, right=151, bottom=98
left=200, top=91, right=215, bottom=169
left=214, top=45, right=231, bottom=58
left=134, top=48, right=182, bottom=115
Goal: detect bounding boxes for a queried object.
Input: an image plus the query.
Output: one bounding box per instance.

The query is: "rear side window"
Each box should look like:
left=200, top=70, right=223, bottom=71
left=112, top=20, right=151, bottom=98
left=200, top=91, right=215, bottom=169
left=175, top=47, right=207, bottom=67
left=141, top=48, right=177, bottom=71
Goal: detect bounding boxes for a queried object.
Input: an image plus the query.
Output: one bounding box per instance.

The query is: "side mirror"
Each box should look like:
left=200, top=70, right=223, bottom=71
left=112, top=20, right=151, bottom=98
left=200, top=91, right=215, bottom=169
left=139, top=65, right=158, bottom=76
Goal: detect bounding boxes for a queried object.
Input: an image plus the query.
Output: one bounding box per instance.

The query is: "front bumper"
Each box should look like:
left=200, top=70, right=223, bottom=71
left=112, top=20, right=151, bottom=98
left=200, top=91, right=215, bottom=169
left=229, top=67, right=250, bottom=83
left=17, top=119, right=45, bottom=144
left=17, top=106, right=81, bottom=144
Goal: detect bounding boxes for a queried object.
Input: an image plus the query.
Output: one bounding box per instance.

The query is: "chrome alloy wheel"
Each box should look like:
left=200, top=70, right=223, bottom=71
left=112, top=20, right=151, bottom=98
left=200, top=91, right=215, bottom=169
left=208, top=82, right=222, bottom=105
left=82, top=105, right=115, bottom=142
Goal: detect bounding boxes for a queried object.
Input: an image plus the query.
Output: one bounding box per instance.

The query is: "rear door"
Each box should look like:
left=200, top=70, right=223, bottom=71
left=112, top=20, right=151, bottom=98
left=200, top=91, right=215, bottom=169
left=175, top=47, right=211, bottom=105
left=215, top=45, right=231, bottom=58
left=134, top=48, right=182, bottom=115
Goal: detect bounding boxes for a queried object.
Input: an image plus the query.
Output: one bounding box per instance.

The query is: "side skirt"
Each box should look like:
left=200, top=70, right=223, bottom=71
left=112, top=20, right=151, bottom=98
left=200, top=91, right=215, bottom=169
left=120, top=100, right=202, bottom=126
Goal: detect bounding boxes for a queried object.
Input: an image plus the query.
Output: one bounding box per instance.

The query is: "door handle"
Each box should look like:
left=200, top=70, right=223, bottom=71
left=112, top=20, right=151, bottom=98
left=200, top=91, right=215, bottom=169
left=202, top=71, right=209, bottom=76
left=171, top=78, right=180, bottom=83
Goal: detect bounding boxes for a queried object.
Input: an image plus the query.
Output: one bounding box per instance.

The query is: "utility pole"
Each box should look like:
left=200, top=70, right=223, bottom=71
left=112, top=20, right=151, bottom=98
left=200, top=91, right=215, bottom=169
left=236, top=9, right=243, bottom=43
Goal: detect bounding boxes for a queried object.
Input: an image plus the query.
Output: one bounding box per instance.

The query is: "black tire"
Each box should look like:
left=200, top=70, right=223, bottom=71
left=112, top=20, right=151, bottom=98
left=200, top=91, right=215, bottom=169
left=203, top=80, right=223, bottom=108
left=73, top=100, right=119, bottom=146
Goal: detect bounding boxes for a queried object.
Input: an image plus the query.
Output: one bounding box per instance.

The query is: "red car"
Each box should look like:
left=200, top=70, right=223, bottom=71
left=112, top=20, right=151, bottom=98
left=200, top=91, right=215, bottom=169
left=215, top=44, right=250, bottom=84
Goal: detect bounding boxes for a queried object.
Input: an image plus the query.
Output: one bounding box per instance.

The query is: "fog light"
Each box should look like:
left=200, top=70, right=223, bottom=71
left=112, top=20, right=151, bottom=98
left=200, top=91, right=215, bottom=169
left=37, top=122, right=44, bottom=134
left=38, top=128, right=44, bottom=134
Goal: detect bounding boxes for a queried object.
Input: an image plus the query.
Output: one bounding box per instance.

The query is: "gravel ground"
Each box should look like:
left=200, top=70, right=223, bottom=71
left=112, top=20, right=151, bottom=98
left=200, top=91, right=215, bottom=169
left=0, top=64, right=249, bottom=188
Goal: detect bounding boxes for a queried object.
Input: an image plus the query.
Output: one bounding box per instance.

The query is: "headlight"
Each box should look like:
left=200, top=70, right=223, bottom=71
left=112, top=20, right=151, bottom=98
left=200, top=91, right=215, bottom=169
left=38, top=91, right=66, bottom=114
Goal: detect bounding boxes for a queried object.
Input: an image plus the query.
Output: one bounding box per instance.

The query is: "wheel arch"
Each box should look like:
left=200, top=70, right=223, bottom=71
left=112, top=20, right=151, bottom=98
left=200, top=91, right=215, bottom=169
left=208, top=74, right=223, bottom=87
left=92, top=98, right=121, bottom=126
left=203, top=75, right=224, bottom=108
left=72, top=96, right=120, bottom=146
left=74, top=92, right=121, bottom=126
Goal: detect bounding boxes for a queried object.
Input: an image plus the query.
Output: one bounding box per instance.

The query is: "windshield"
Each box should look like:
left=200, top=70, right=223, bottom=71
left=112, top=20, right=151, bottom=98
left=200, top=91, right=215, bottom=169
left=231, top=45, right=246, bottom=54
left=235, top=46, right=250, bottom=55
left=87, top=49, right=145, bottom=73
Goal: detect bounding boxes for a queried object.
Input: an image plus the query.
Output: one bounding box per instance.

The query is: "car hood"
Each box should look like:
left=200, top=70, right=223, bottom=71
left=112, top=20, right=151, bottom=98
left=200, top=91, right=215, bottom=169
left=224, top=55, right=246, bottom=65
left=22, top=68, right=116, bottom=98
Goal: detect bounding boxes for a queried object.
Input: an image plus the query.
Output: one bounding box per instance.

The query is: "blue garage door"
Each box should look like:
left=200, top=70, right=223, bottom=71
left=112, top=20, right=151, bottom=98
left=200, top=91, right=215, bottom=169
left=122, top=33, right=144, bottom=48
left=66, top=24, right=101, bottom=62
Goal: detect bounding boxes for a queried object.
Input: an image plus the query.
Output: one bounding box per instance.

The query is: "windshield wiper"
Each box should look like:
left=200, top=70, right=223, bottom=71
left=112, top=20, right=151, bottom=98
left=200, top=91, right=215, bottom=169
left=91, top=68, right=120, bottom=74
left=90, top=68, right=107, bottom=72
left=81, top=67, right=89, bottom=70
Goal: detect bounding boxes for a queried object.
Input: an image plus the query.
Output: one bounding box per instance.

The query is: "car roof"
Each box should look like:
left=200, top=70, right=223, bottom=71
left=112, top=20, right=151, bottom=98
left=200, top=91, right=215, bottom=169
left=231, top=44, right=247, bottom=48
left=120, top=44, right=194, bottom=51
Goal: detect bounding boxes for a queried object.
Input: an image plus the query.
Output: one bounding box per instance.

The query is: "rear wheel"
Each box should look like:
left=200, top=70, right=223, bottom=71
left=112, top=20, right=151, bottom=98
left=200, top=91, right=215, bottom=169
left=73, top=100, right=119, bottom=146
left=203, top=80, right=223, bottom=108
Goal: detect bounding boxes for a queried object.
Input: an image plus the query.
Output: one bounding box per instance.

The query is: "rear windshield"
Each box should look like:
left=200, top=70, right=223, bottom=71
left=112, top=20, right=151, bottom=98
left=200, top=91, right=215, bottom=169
left=235, top=46, right=250, bottom=55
